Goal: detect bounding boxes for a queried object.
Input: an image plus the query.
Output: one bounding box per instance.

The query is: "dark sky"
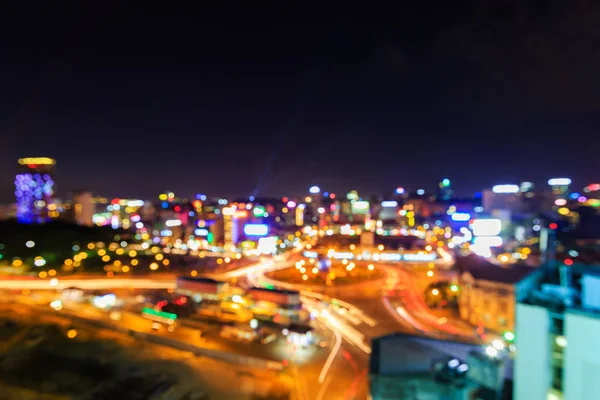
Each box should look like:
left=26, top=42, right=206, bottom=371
left=1, top=2, right=599, bottom=201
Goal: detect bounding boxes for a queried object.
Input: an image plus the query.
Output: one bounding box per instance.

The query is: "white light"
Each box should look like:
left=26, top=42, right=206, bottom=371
left=474, top=236, right=502, bottom=247
left=471, top=219, right=502, bottom=236
left=317, top=207, right=325, bottom=214
left=232, top=295, right=243, bottom=303
left=126, top=200, right=144, bottom=207
left=135, top=222, right=144, bottom=229
left=554, top=199, right=567, bottom=206
left=250, top=319, right=258, bottom=329
left=548, top=178, right=571, bottom=186
left=244, top=224, right=269, bottom=236
left=309, top=186, right=321, bottom=194
left=492, top=184, right=519, bottom=194
left=451, top=212, right=471, bottom=222
left=457, top=364, right=468, bottom=373
left=257, top=237, right=277, bottom=254
left=25, top=241, right=35, bottom=248
left=492, top=339, right=505, bottom=350
left=165, top=219, right=182, bottom=227
left=34, top=259, right=46, bottom=267
left=49, top=278, right=58, bottom=287
left=555, top=336, right=567, bottom=348
left=395, top=187, right=405, bottom=195
left=485, top=346, right=498, bottom=358
left=416, top=189, right=425, bottom=195
left=286, top=200, right=297, bottom=208
left=381, top=200, right=398, bottom=207
left=448, top=359, right=460, bottom=368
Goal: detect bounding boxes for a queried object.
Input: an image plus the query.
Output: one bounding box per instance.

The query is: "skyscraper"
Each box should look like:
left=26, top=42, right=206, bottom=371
left=15, top=157, right=56, bottom=223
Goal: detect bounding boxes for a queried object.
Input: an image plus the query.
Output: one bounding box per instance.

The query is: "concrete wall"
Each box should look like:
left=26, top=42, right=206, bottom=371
left=564, top=311, right=600, bottom=400
left=514, top=303, right=552, bottom=400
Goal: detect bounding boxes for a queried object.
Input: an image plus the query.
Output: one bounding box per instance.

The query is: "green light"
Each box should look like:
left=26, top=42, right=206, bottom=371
left=253, top=206, right=266, bottom=217
left=442, top=178, right=450, bottom=187
left=142, top=307, right=177, bottom=321
left=450, top=284, right=458, bottom=292
left=264, top=283, right=275, bottom=290
left=503, top=331, right=515, bottom=342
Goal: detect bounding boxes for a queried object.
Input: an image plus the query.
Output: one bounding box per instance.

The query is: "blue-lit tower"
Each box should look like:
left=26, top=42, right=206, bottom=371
left=15, top=157, right=56, bottom=223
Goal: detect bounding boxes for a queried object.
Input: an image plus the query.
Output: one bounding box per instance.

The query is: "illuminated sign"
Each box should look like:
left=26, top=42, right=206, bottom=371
left=471, top=219, right=502, bottom=236
left=548, top=178, right=571, bottom=186
left=473, top=236, right=502, bottom=247
left=18, top=157, right=56, bottom=166
left=451, top=212, right=471, bottom=222
left=403, top=253, right=436, bottom=262
left=258, top=237, right=277, bottom=254
left=492, top=184, right=519, bottom=194
left=194, top=228, right=209, bottom=236
left=381, top=201, right=398, bottom=208
left=351, top=201, right=370, bottom=215
left=379, top=253, right=402, bottom=261
left=331, top=251, right=354, bottom=260
left=165, top=219, right=182, bottom=227
left=244, top=224, right=269, bottom=236
left=126, top=200, right=144, bottom=207
left=303, top=251, right=318, bottom=259
left=222, top=207, right=236, bottom=216
left=252, top=206, right=265, bottom=217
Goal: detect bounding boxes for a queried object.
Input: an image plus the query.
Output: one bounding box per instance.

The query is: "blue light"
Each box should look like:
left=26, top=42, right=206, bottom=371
left=570, top=192, right=580, bottom=200
left=451, top=212, right=471, bottom=222
left=244, top=223, right=269, bottom=236
left=249, top=196, right=255, bottom=201
left=161, top=202, right=168, bottom=209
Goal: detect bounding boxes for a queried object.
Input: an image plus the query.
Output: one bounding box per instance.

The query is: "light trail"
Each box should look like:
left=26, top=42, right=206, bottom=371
left=317, top=321, right=342, bottom=383
left=0, top=278, right=176, bottom=290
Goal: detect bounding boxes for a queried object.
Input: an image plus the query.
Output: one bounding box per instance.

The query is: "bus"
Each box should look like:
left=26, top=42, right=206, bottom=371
left=141, top=307, right=178, bottom=332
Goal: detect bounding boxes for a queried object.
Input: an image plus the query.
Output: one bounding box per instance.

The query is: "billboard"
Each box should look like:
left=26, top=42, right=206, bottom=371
left=352, top=201, right=370, bottom=215
left=244, top=223, right=269, bottom=236
left=471, top=219, right=501, bottom=236
left=492, top=184, right=519, bottom=194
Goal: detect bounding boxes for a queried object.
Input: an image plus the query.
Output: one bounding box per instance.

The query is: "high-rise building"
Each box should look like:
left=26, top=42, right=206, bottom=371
left=72, top=191, right=95, bottom=226
left=15, top=157, right=56, bottom=223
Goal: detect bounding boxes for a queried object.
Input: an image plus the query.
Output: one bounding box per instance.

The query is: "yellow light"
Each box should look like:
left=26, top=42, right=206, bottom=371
left=114, top=260, right=122, bottom=267
left=217, top=258, right=223, bottom=265
left=149, top=262, right=159, bottom=270
left=159, top=194, right=168, bottom=201
left=141, top=233, right=150, bottom=240
left=102, top=255, right=110, bottom=262
left=499, top=255, right=509, bottom=262
left=151, top=246, right=159, bottom=254
left=522, top=247, right=531, bottom=255
left=73, top=255, right=81, bottom=262
left=282, top=207, right=288, bottom=213
left=98, top=249, right=106, bottom=256
left=377, top=245, right=384, bottom=251
left=122, top=265, right=130, bottom=273
left=48, top=269, right=56, bottom=277
left=67, top=329, right=77, bottom=339
left=349, top=244, right=356, bottom=250
left=428, top=262, right=434, bottom=268
left=18, top=157, right=56, bottom=166
left=368, top=264, right=374, bottom=271
left=116, top=248, right=125, bottom=255
left=131, top=259, right=138, bottom=266
left=12, top=259, right=23, bottom=267
left=128, top=250, right=137, bottom=257
left=312, top=267, right=318, bottom=274
left=155, top=253, right=164, bottom=261
left=191, top=270, right=198, bottom=277
left=427, top=270, right=434, bottom=277
left=558, top=207, right=570, bottom=216
left=437, top=241, right=444, bottom=247
left=162, top=259, right=170, bottom=266
left=38, top=271, right=47, bottom=278
left=302, top=275, right=308, bottom=280
left=64, top=259, right=73, bottom=266
left=87, top=243, right=95, bottom=250
left=79, top=252, right=88, bottom=259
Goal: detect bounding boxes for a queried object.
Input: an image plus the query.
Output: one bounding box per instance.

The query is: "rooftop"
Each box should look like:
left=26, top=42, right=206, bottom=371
left=457, top=254, right=536, bottom=284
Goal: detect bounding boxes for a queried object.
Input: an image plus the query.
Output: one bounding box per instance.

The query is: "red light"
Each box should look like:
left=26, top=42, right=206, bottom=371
left=588, top=183, right=600, bottom=191
left=27, top=164, right=37, bottom=169
left=282, top=197, right=288, bottom=203
left=329, top=193, right=336, bottom=199
left=549, top=223, right=558, bottom=230
left=174, top=205, right=181, bottom=212
left=564, top=259, right=574, bottom=266
left=282, top=359, right=289, bottom=367
left=111, top=198, right=120, bottom=205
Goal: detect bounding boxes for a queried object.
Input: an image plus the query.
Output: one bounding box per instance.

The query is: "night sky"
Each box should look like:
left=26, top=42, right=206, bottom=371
left=1, top=2, right=598, bottom=202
